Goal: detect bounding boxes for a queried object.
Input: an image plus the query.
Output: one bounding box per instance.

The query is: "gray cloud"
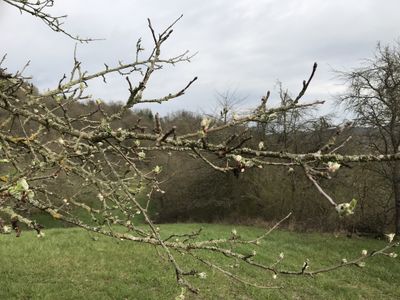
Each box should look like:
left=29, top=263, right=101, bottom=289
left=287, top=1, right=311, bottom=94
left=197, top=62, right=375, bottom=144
left=1, top=0, right=399, bottom=116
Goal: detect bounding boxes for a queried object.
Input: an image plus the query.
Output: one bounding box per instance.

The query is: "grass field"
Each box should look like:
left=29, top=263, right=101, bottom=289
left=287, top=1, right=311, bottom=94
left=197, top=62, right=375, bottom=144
left=0, top=224, right=399, bottom=299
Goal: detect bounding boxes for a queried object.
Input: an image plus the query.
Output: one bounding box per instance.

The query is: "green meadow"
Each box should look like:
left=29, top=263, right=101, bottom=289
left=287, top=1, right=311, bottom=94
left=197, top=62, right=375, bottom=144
left=0, top=224, right=399, bottom=299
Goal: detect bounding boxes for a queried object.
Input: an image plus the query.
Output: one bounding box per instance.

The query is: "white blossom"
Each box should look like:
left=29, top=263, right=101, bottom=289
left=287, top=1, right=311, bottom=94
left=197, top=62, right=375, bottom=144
left=327, top=161, right=341, bottom=173
left=233, top=155, right=242, bottom=162
left=244, top=160, right=254, bottom=168
left=2, top=225, right=11, bottom=234
left=386, top=233, right=395, bottom=243
left=138, top=151, right=146, bottom=159
left=153, top=165, right=162, bottom=174
left=200, top=118, right=211, bottom=130
left=19, top=178, right=29, bottom=191
left=357, top=262, right=366, bottom=268
left=97, top=193, right=104, bottom=201
left=336, top=199, right=357, bottom=216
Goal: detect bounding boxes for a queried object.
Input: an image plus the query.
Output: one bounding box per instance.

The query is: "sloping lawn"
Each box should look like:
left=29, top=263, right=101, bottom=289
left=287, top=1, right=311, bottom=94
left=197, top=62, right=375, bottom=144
left=0, top=224, right=399, bottom=299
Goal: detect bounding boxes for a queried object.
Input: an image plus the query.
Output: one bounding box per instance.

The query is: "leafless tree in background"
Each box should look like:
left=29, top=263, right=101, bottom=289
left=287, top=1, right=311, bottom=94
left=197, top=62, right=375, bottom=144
left=339, top=42, right=400, bottom=234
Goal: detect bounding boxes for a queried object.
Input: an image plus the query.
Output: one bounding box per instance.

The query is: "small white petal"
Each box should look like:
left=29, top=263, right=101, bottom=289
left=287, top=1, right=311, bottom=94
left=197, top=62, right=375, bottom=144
left=386, top=233, right=395, bottom=243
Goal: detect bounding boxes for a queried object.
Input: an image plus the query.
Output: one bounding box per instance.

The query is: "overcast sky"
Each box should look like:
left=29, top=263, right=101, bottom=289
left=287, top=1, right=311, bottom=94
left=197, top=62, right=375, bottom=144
left=1, top=0, right=399, bottom=117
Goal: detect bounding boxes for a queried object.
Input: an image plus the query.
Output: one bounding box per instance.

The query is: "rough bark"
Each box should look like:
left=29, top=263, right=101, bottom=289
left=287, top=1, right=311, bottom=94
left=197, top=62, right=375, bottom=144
left=393, top=161, right=400, bottom=234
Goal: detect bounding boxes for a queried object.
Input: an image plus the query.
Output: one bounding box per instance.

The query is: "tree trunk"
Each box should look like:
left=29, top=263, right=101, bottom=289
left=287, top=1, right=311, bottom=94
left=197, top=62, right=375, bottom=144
left=393, top=161, right=400, bottom=234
